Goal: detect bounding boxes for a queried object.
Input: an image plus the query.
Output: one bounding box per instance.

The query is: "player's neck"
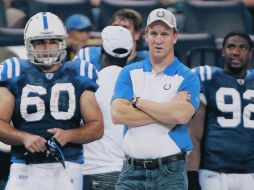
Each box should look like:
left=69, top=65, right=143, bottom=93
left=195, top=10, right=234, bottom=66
left=37, top=64, right=61, bottom=73
left=225, top=68, right=247, bottom=79
left=150, top=54, right=174, bottom=74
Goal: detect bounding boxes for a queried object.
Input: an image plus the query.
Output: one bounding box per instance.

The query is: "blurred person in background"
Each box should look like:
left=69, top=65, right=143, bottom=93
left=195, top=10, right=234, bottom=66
left=158, top=0, right=186, bottom=11
left=89, top=0, right=102, bottom=30
left=3, top=0, right=26, bottom=28
left=65, top=14, right=99, bottom=60
left=75, top=8, right=148, bottom=70
left=110, top=8, right=148, bottom=64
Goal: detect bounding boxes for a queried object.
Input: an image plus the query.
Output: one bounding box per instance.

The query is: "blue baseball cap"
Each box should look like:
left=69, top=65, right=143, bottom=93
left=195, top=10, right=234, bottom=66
left=65, top=14, right=92, bottom=31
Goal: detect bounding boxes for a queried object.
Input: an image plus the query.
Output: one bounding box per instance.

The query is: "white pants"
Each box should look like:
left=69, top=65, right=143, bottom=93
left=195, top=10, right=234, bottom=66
left=200, top=169, right=254, bottom=190
left=5, top=162, right=83, bottom=190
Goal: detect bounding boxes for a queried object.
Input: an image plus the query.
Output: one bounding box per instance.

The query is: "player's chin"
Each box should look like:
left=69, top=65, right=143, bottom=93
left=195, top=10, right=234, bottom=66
left=229, top=61, right=244, bottom=68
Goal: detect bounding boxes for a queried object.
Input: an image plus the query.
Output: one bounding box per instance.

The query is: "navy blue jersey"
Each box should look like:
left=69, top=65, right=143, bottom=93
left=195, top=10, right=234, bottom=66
left=193, top=66, right=254, bottom=173
left=75, top=46, right=149, bottom=70
left=0, top=57, right=98, bottom=164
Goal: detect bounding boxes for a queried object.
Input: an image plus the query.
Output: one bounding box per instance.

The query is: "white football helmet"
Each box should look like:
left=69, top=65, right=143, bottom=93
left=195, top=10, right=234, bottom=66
left=24, top=12, right=67, bottom=67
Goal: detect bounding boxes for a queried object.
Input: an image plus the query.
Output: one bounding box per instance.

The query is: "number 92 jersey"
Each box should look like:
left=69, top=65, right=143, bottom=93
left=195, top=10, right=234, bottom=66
left=0, top=57, right=98, bottom=163
left=193, top=66, right=254, bottom=173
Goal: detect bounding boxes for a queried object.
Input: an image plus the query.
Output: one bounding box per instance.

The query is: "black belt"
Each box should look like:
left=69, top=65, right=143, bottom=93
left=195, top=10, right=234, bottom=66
left=127, top=153, right=186, bottom=170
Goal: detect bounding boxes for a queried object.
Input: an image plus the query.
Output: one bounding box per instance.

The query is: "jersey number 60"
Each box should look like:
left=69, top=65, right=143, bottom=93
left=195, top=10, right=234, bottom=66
left=20, top=83, right=75, bottom=121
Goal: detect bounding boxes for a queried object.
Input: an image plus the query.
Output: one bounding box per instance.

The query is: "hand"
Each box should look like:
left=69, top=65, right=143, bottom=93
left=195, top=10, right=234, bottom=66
left=22, top=134, right=47, bottom=153
left=187, top=171, right=201, bottom=190
left=173, top=91, right=191, bottom=102
left=47, top=128, right=70, bottom=147
left=46, top=137, right=66, bottom=168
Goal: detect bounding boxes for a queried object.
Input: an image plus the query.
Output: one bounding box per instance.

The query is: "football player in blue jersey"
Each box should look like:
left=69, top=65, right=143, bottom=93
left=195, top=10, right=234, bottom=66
left=188, top=31, right=254, bottom=190
left=75, top=8, right=149, bottom=70
left=0, top=12, right=103, bottom=190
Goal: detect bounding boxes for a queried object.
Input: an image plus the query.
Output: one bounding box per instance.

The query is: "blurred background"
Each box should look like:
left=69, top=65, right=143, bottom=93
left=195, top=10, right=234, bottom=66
left=0, top=1, right=254, bottom=188
left=0, top=0, right=253, bottom=67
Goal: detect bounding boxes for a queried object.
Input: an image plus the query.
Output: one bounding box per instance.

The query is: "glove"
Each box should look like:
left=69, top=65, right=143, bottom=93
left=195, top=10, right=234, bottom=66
left=46, top=137, right=66, bottom=168
left=187, top=171, right=201, bottom=190
left=24, top=137, right=66, bottom=167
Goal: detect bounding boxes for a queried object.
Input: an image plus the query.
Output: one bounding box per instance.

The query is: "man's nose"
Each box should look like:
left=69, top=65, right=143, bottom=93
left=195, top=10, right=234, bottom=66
left=155, top=35, right=163, bottom=43
left=232, top=47, right=241, bottom=55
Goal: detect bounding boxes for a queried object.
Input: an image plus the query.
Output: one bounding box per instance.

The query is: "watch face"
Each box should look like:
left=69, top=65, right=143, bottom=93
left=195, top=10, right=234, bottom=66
left=131, top=96, right=139, bottom=108
left=131, top=97, right=136, bottom=105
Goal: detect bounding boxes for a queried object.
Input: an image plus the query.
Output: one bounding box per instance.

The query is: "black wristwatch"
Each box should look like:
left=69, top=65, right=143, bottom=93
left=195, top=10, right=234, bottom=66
left=131, top=96, right=140, bottom=109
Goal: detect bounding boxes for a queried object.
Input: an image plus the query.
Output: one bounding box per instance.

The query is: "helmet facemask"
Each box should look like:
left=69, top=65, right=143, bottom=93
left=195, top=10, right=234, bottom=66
left=26, top=37, right=66, bottom=67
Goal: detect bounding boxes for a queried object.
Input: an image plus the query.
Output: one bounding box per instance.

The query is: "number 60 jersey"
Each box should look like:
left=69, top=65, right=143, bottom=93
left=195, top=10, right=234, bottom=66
left=0, top=57, right=98, bottom=164
left=193, top=66, right=254, bottom=173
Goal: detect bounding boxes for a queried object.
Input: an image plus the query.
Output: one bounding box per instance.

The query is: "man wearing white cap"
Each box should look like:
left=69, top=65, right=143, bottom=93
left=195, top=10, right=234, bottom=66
left=75, top=8, right=149, bottom=70
left=82, top=25, right=133, bottom=190
left=111, top=8, right=200, bottom=190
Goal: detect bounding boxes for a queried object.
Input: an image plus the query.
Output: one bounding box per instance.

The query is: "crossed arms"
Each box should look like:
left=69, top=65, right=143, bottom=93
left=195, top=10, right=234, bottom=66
left=111, top=91, right=195, bottom=127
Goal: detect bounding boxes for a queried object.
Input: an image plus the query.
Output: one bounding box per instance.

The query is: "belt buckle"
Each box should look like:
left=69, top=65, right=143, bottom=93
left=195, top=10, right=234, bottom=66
left=143, top=160, right=153, bottom=169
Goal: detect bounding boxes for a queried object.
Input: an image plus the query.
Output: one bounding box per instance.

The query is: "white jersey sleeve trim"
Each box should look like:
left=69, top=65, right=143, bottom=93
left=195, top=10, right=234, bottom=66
left=6, top=59, right=12, bottom=79
left=199, top=93, right=207, bottom=105
left=13, top=57, right=20, bottom=77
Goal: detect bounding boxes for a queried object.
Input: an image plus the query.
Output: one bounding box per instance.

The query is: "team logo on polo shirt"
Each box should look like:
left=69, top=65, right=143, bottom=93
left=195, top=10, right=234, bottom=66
left=163, top=83, right=171, bottom=90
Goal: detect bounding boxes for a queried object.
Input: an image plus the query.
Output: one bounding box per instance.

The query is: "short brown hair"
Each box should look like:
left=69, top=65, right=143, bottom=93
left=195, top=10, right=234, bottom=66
left=110, top=8, right=143, bottom=32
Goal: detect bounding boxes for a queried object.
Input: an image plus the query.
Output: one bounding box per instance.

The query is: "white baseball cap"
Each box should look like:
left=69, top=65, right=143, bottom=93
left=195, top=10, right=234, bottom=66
left=101, top=25, right=133, bottom=58
left=146, top=8, right=177, bottom=30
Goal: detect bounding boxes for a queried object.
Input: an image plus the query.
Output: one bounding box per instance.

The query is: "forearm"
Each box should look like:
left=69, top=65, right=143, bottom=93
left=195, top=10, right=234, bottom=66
left=188, top=102, right=206, bottom=171
left=111, top=99, right=156, bottom=127
left=0, top=119, right=29, bottom=146
left=187, top=142, right=201, bottom=171
left=114, top=108, right=156, bottom=127
left=136, top=98, right=195, bottom=124
left=64, top=120, right=103, bottom=144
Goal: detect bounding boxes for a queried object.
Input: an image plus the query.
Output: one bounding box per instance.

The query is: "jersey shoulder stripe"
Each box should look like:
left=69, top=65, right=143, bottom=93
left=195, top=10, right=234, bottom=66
left=193, top=65, right=213, bottom=82
left=247, top=69, right=254, bottom=79
left=76, top=47, right=90, bottom=61
left=79, top=60, right=98, bottom=81
left=0, top=57, right=20, bottom=81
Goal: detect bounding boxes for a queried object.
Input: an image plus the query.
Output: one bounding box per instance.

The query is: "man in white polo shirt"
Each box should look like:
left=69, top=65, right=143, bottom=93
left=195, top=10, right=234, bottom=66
left=111, top=8, right=200, bottom=190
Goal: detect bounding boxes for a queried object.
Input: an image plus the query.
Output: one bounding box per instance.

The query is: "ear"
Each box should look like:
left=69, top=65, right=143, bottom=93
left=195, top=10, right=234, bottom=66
left=134, top=31, right=141, bottom=41
left=222, top=48, right=225, bottom=58
left=249, top=49, right=253, bottom=59
left=144, top=31, right=148, bottom=43
left=173, top=32, right=178, bottom=45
